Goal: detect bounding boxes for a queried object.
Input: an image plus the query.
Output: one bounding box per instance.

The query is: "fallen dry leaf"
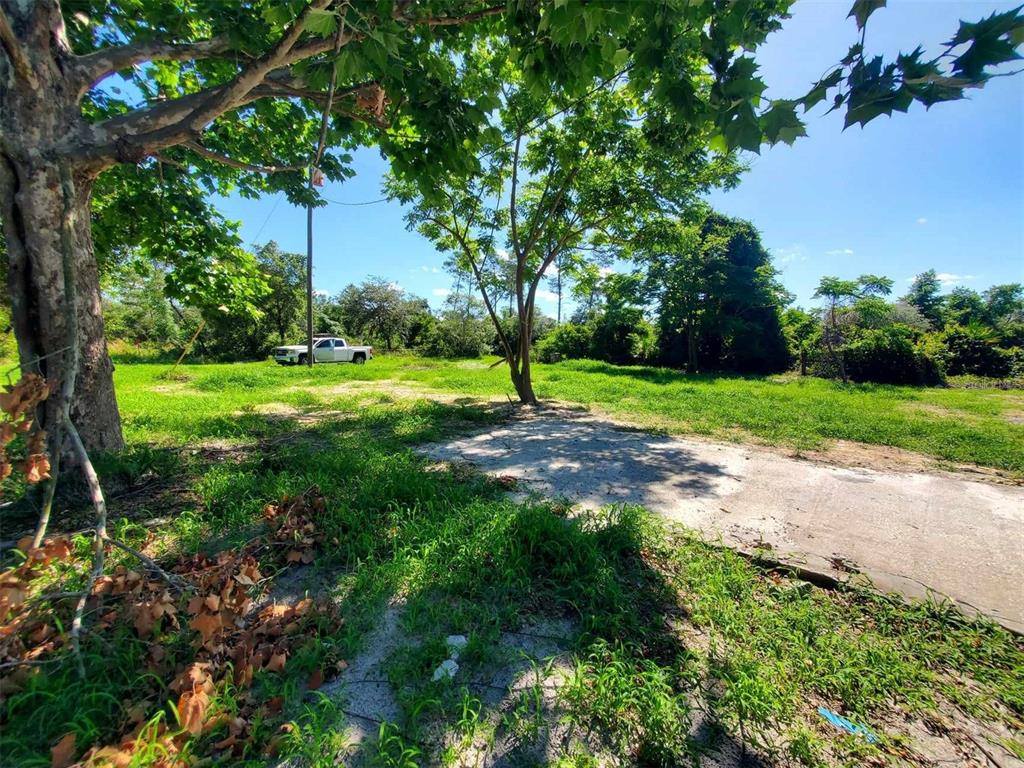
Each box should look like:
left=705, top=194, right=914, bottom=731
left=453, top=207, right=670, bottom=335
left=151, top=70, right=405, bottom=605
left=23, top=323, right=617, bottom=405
left=50, top=732, right=76, bottom=768
left=308, top=668, right=323, bottom=690
left=177, top=688, right=209, bottom=736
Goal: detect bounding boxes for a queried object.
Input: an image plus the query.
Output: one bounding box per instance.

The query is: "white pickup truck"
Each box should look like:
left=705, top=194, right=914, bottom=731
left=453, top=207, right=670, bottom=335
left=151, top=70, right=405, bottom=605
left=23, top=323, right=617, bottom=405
left=272, top=337, right=373, bottom=365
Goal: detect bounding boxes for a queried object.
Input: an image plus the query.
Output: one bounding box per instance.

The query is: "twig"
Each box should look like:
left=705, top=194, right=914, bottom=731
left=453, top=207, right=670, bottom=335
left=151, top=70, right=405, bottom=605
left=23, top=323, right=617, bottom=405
left=67, top=420, right=108, bottom=679
left=0, top=657, right=63, bottom=672
left=104, top=536, right=190, bottom=592
left=28, top=590, right=86, bottom=604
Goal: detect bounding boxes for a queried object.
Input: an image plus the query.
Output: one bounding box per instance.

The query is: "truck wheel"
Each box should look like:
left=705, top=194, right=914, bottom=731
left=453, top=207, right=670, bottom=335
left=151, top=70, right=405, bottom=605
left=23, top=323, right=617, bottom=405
left=353, top=353, right=366, bottom=365
left=298, top=353, right=309, bottom=366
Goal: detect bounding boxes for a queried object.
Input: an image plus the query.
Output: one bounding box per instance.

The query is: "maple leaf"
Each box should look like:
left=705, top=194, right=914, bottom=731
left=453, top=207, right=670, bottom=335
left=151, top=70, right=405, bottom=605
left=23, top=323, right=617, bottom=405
left=42, top=538, right=71, bottom=561
left=266, top=652, right=287, bottom=672
left=20, top=453, right=51, bottom=484
left=50, top=732, right=76, bottom=768
left=189, top=612, right=223, bottom=645
left=177, top=688, right=209, bottom=735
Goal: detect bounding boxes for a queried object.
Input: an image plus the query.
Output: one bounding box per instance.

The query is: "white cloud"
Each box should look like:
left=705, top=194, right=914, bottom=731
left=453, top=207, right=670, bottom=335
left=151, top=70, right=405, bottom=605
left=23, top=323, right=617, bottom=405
left=431, top=288, right=450, bottom=297
left=313, top=289, right=329, bottom=297
left=935, top=272, right=976, bottom=285
left=825, top=248, right=854, bottom=256
left=535, top=290, right=560, bottom=303
left=771, top=245, right=806, bottom=264
left=388, top=281, right=402, bottom=291
left=495, top=248, right=510, bottom=261
left=598, top=266, right=615, bottom=277
left=916, top=217, right=928, bottom=225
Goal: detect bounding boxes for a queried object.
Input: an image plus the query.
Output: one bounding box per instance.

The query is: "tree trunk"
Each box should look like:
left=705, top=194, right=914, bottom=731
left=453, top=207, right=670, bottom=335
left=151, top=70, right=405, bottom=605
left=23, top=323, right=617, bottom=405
left=556, top=269, right=562, bottom=325
left=1, top=10, right=124, bottom=454
left=686, top=317, right=698, bottom=373
left=1, top=158, right=124, bottom=453
left=510, top=310, right=537, bottom=404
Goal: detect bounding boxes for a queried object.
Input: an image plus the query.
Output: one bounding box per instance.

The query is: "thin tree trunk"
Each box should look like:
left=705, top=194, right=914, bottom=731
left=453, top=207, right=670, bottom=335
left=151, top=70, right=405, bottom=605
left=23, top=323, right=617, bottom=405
left=512, top=304, right=538, bottom=404
left=686, top=316, right=698, bottom=372
left=556, top=268, right=562, bottom=325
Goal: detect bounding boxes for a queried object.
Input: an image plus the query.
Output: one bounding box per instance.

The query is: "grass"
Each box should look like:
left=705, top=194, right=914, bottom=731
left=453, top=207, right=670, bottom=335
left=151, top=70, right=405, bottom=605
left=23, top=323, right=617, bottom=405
left=109, top=355, right=1024, bottom=474
left=1, top=356, right=1022, bottom=766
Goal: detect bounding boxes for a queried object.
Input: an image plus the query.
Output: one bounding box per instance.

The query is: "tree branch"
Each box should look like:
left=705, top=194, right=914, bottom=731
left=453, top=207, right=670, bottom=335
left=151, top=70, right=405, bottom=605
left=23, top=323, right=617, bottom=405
left=185, top=141, right=306, bottom=173
left=430, top=215, right=516, bottom=363
left=74, top=36, right=234, bottom=94
left=412, top=4, right=506, bottom=26
left=0, top=8, right=36, bottom=87
left=182, top=0, right=334, bottom=131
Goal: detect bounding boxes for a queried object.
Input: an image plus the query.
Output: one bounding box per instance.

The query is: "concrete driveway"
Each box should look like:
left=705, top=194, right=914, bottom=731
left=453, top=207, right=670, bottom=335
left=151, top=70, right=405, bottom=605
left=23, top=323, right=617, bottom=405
left=422, top=411, right=1024, bottom=633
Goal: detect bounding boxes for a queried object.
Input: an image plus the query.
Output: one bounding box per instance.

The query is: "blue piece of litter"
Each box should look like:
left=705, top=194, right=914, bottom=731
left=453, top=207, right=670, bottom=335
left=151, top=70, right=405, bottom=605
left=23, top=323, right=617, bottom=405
left=817, top=706, right=879, bottom=743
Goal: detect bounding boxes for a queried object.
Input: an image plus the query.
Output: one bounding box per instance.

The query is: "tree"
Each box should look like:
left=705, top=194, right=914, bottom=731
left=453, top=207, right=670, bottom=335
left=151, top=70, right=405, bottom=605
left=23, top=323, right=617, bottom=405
left=813, top=275, right=892, bottom=383
left=643, top=213, right=791, bottom=374
left=2, top=1, right=1020, bottom=447
left=943, top=286, right=987, bottom=328
left=984, top=283, right=1024, bottom=327
left=903, top=269, right=944, bottom=328
left=421, top=290, right=492, bottom=358
left=257, top=242, right=306, bottom=345
left=391, top=58, right=744, bottom=401
left=336, top=276, right=414, bottom=350
left=781, top=307, right=818, bottom=374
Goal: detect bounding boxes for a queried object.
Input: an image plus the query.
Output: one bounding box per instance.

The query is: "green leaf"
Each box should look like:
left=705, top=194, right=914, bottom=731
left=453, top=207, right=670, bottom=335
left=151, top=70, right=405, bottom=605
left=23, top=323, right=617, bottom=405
left=800, top=69, right=844, bottom=111
left=262, top=5, right=293, bottom=28
left=304, top=8, right=338, bottom=36
left=847, top=0, right=886, bottom=31
left=760, top=101, right=807, bottom=145
left=612, top=47, right=629, bottom=69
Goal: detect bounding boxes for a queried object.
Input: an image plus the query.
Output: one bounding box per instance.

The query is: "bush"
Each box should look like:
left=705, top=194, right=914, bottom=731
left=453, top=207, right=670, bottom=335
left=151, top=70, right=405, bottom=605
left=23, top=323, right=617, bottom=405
left=941, top=324, right=1012, bottom=377
left=536, top=322, right=595, bottom=363
left=843, top=325, right=944, bottom=385
left=592, top=308, right=656, bottom=365
left=419, top=316, right=492, bottom=358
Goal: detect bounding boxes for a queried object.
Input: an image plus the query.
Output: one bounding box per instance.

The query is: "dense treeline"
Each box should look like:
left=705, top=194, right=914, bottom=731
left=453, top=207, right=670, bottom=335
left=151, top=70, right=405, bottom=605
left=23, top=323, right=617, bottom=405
left=96, top=226, right=1021, bottom=387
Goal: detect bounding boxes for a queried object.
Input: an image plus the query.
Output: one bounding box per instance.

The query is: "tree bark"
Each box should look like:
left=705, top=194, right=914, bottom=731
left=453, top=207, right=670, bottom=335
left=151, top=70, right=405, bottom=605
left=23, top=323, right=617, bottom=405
left=1, top=5, right=124, bottom=454
left=511, top=304, right=537, bottom=404
left=1, top=158, right=124, bottom=453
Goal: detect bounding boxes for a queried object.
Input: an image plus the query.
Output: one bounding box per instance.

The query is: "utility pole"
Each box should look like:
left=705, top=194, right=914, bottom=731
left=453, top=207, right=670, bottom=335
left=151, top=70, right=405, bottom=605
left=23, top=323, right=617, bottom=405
left=305, top=168, right=317, bottom=367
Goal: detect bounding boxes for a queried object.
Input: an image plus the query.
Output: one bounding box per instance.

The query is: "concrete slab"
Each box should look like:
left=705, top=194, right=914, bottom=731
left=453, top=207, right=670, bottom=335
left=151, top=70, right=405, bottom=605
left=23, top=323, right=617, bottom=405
left=421, top=411, right=1024, bottom=633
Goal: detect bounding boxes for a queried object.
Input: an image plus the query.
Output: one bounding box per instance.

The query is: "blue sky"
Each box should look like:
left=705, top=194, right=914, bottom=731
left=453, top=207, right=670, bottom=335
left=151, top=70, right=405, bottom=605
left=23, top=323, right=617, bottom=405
left=215, top=0, right=1024, bottom=314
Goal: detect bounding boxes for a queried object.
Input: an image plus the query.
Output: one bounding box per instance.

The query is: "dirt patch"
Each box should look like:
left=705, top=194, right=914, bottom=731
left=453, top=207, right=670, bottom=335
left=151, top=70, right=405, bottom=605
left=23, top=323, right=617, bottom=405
left=1004, top=409, right=1024, bottom=425
left=794, top=438, right=1022, bottom=486
left=420, top=410, right=1024, bottom=634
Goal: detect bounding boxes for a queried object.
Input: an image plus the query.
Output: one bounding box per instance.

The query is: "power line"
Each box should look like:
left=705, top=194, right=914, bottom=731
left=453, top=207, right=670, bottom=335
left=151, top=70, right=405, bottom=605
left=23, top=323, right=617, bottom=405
left=249, top=193, right=283, bottom=246
left=323, top=196, right=388, bottom=206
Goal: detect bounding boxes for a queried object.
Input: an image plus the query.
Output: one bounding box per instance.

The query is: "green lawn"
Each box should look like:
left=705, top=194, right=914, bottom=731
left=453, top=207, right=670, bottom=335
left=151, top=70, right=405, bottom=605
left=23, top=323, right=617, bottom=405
left=4, top=358, right=1019, bottom=765
left=114, top=355, right=1024, bottom=474
left=2, top=357, right=1022, bottom=767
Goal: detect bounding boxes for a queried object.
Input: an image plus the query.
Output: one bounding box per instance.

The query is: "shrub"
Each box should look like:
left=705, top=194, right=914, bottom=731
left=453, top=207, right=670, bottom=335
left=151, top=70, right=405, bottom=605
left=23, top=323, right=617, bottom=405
left=419, top=316, right=492, bottom=358
left=941, top=324, right=1012, bottom=377
left=537, top=322, right=596, bottom=363
left=844, top=325, right=944, bottom=385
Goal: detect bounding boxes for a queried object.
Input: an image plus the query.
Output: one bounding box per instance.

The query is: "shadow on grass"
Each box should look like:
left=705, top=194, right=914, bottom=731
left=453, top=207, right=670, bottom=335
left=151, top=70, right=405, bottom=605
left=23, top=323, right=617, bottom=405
left=4, top=396, right=1020, bottom=767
